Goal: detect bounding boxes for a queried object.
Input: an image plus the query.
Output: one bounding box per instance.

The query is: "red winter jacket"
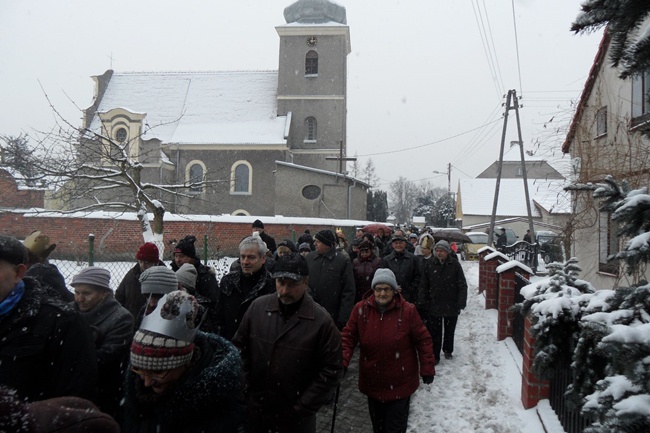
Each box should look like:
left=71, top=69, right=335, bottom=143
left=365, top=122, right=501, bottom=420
left=341, top=292, right=435, bottom=402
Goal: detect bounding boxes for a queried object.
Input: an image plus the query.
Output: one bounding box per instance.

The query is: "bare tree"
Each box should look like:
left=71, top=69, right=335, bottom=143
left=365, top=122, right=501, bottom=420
left=360, top=158, right=380, bottom=188
left=389, top=176, right=417, bottom=226
left=24, top=92, right=228, bottom=248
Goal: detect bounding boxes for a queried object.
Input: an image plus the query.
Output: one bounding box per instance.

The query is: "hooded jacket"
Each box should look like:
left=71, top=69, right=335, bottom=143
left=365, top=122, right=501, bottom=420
left=341, top=291, right=435, bottom=402
left=352, top=253, right=382, bottom=302
left=121, top=332, right=245, bottom=433
left=379, top=250, right=422, bottom=304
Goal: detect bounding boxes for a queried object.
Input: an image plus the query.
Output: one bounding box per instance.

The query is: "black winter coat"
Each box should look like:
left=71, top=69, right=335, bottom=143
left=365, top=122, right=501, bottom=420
left=417, top=255, right=468, bottom=317
left=115, top=262, right=166, bottom=318
left=121, top=332, right=246, bottom=433
left=379, top=251, right=422, bottom=304
left=305, top=248, right=356, bottom=326
left=352, top=254, right=382, bottom=302
left=0, top=277, right=97, bottom=402
left=26, top=263, right=74, bottom=302
left=216, top=268, right=276, bottom=341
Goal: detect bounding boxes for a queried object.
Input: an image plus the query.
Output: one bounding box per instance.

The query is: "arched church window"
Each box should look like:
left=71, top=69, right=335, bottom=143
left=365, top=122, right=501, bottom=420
left=230, top=160, right=252, bottom=195
left=305, top=50, right=318, bottom=76
left=305, top=117, right=317, bottom=141
left=188, top=162, right=204, bottom=193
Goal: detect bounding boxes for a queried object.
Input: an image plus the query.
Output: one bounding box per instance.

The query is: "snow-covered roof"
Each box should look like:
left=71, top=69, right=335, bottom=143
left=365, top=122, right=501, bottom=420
left=88, top=71, right=288, bottom=146
left=459, top=178, right=571, bottom=216
left=500, top=144, right=544, bottom=162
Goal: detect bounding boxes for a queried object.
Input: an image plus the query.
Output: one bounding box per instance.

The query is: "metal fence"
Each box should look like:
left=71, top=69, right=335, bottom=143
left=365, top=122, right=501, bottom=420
left=503, top=241, right=538, bottom=273
left=512, top=272, right=528, bottom=354
left=549, top=365, right=594, bottom=433
left=48, top=234, right=234, bottom=292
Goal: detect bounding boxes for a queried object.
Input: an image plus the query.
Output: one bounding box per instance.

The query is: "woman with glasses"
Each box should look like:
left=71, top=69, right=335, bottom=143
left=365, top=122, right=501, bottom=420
left=341, top=269, right=435, bottom=433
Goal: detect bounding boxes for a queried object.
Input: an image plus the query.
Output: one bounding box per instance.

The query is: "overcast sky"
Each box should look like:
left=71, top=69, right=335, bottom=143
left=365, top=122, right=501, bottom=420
left=0, top=0, right=603, bottom=192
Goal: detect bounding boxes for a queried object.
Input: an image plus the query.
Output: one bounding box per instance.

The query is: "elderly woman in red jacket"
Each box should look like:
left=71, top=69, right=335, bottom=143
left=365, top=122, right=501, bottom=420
left=341, top=268, right=435, bottom=433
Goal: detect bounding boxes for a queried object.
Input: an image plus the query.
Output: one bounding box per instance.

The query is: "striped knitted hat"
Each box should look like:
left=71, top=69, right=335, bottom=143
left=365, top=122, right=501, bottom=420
left=130, top=291, right=199, bottom=370
left=139, top=266, right=178, bottom=295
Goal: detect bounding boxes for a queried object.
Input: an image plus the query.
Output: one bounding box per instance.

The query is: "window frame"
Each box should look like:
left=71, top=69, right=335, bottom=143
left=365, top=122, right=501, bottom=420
left=304, top=117, right=317, bottom=142
left=596, top=106, right=607, bottom=137
left=631, top=71, right=650, bottom=127
left=186, top=160, right=206, bottom=194
left=305, top=50, right=318, bottom=76
left=230, top=160, right=252, bottom=195
left=598, top=210, right=619, bottom=275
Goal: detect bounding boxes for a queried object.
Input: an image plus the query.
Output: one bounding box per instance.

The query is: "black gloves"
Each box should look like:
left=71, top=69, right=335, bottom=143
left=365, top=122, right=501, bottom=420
left=421, top=375, right=434, bottom=384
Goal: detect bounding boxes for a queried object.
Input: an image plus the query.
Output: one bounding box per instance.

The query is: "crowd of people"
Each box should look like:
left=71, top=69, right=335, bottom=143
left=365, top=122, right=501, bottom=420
left=0, top=221, right=468, bottom=433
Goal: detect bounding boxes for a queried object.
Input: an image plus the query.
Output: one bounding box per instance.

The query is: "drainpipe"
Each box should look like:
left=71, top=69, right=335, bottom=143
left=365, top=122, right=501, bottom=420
left=348, top=179, right=356, bottom=219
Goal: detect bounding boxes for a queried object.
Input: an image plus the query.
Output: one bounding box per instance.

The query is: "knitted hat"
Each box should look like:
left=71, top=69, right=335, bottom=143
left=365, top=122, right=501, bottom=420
left=371, top=268, right=398, bottom=291
left=139, top=266, right=178, bottom=295
left=176, top=263, right=197, bottom=290
left=130, top=291, right=199, bottom=370
left=434, top=240, right=452, bottom=253
left=174, top=235, right=197, bottom=259
left=136, top=242, right=159, bottom=263
left=272, top=253, right=309, bottom=281
left=71, top=266, right=111, bottom=291
left=277, top=239, right=297, bottom=253
left=315, top=229, right=337, bottom=247
left=391, top=235, right=408, bottom=243
left=298, top=242, right=311, bottom=252
left=0, top=235, right=27, bottom=265
left=252, top=219, right=264, bottom=229
left=23, top=231, right=56, bottom=260
left=409, top=233, right=418, bottom=239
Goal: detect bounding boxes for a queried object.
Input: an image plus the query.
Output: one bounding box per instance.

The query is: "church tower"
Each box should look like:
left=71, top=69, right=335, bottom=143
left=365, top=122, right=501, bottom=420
left=276, top=0, right=350, bottom=173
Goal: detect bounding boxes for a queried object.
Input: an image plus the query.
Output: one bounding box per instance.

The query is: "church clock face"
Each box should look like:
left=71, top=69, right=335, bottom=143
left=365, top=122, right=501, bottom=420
left=306, top=36, right=317, bottom=47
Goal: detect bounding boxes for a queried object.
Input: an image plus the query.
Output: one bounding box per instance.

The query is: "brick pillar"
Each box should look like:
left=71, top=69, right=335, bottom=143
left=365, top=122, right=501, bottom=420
left=478, top=247, right=495, bottom=294
left=521, top=314, right=549, bottom=408
left=483, top=256, right=500, bottom=310
left=496, top=269, right=515, bottom=341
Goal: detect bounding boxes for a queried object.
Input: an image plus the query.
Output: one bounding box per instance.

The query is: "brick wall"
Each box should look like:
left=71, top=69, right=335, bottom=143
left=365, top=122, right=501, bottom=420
left=0, top=169, right=45, bottom=209
left=0, top=212, right=337, bottom=259
left=521, top=314, right=549, bottom=408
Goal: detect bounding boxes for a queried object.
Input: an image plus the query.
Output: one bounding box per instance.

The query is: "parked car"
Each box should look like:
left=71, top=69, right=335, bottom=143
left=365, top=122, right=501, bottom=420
left=536, top=231, right=564, bottom=264
left=462, top=232, right=489, bottom=260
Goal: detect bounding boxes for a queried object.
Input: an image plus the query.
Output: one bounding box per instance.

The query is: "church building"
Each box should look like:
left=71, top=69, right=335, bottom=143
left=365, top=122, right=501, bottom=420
left=81, top=0, right=368, bottom=219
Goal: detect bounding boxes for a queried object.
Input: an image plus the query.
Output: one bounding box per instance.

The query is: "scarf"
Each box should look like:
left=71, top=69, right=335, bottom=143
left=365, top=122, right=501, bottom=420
left=0, top=280, right=25, bottom=316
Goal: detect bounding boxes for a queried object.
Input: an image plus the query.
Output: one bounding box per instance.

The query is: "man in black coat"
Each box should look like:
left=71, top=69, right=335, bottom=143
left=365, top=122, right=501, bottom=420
left=379, top=235, right=422, bottom=304
left=252, top=219, right=277, bottom=255
left=305, top=229, right=356, bottom=329
left=417, top=240, right=468, bottom=364
left=0, top=235, right=97, bottom=402
left=171, top=235, right=220, bottom=304
left=216, top=234, right=275, bottom=341
left=115, top=242, right=166, bottom=318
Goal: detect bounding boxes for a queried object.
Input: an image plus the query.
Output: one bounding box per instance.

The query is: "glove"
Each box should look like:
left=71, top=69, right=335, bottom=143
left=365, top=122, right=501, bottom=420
left=343, top=366, right=348, bottom=378
left=421, top=375, right=434, bottom=384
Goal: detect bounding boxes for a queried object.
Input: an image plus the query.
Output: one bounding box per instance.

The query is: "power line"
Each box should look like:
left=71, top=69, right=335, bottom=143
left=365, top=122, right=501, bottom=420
left=355, top=117, right=502, bottom=158
left=471, top=0, right=502, bottom=102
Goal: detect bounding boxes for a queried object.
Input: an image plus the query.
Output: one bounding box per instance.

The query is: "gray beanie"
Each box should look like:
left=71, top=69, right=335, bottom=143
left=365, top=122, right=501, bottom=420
left=434, top=240, right=452, bottom=253
left=371, top=268, right=398, bottom=291
left=139, top=266, right=178, bottom=295
left=71, top=266, right=111, bottom=291
left=176, top=263, right=197, bottom=290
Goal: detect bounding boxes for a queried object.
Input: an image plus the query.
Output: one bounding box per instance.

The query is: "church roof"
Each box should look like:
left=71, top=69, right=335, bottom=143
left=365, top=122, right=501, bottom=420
left=459, top=178, right=571, bottom=217
left=88, top=71, right=288, bottom=146
left=283, top=0, right=346, bottom=24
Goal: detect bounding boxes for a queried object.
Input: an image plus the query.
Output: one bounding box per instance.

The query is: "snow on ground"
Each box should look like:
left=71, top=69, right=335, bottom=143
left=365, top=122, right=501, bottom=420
left=407, top=260, right=549, bottom=432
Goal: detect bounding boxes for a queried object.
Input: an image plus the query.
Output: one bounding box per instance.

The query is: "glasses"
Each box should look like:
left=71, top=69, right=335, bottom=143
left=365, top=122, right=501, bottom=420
left=131, top=366, right=171, bottom=381
left=373, top=287, right=394, bottom=293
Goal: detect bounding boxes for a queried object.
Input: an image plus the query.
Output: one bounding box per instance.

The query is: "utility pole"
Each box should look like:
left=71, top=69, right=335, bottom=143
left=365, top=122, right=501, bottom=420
left=488, top=89, right=537, bottom=272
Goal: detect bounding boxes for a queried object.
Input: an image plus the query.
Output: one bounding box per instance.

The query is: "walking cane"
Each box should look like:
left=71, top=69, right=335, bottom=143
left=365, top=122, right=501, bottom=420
left=330, top=384, right=341, bottom=433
